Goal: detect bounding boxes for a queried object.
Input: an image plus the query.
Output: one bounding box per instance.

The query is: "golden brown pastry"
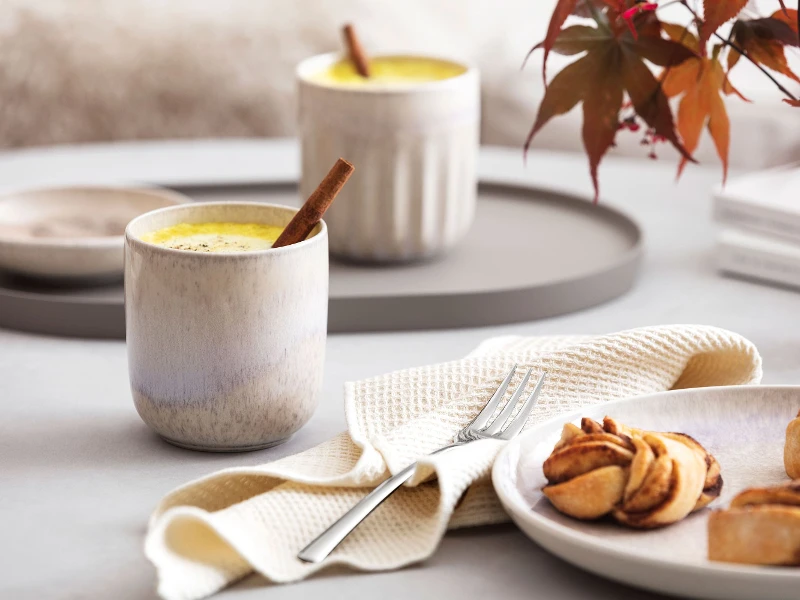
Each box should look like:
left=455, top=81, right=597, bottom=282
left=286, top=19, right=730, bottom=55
left=542, top=417, right=723, bottom=528
left=786, top=410, right=800, bottom=480
left=708, top=481, right=800, bottom=566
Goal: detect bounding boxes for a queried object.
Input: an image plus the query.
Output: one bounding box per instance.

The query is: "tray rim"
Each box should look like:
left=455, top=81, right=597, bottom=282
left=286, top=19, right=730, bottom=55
left=0, top=181, right=642, bottom=304
left=0, top=141, right=644, bottom=336
left=329, top=180, right=642, bottom=299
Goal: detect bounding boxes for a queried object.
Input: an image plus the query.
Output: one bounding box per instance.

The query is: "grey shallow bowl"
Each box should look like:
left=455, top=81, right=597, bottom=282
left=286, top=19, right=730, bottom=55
left=0, top=185, right=189, bottom=280
left=493, top=385, right=800, bottom=600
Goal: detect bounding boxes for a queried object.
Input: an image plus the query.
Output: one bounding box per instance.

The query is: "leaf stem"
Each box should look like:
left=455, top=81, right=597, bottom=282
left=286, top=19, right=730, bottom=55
left=678, top=0, right=799, bottom=102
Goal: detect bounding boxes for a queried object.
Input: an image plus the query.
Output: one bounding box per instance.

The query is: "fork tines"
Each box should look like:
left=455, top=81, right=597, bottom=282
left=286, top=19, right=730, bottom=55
left=466, top=366, right=546, bottom=441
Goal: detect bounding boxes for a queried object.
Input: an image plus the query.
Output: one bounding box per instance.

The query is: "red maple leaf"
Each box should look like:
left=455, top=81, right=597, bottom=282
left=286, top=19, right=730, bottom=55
left=529, top=0, right=800, bottom=198
left=527, top=18, right=696, bottom=200
left=540, top=0, right=660, bottom=83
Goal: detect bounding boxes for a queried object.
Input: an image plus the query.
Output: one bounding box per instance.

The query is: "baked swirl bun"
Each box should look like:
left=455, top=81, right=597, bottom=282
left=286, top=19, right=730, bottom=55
left=542, top=417, right=723, bottom=528
left=708, top=481, right=800, bottom=566
left=786, top=410, right=800, bottom=480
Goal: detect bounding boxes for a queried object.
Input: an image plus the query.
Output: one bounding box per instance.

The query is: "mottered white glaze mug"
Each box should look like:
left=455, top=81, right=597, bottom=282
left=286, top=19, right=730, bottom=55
left=124, top=202, right=328, bottom=451
left=297, top=53, right=480, bottom=263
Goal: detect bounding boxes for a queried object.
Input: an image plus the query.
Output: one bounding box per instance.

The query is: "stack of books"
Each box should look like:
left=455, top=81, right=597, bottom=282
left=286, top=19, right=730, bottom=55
left=714, top=165, right=800, bottom=291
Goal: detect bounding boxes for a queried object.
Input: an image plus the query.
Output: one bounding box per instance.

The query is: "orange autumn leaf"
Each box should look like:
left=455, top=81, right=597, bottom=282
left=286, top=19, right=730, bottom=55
left=699, top=0, right=748, bottom=49
left=663, top=55, right=745, bottom=182
left=662, top=24, right=749, bottom=100
left=728, top=10, right=800, bottom=83
left=661, top=23, right=700, bottom=53
left=661, top=22, right=748, bottom=103
left=773, top=7, right=799, bottom=34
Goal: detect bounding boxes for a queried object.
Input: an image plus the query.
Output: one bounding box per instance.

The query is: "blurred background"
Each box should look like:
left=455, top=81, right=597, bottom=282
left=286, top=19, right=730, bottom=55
left=1, top=0, right=798, bottom=169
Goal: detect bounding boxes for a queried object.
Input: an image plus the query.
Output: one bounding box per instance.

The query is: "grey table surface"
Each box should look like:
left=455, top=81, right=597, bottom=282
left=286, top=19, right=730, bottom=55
left=2, top=146, right=799, bottom=600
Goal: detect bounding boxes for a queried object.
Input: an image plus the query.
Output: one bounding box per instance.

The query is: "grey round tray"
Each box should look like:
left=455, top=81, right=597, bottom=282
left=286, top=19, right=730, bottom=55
left=0, top=146, right=642, bottom=338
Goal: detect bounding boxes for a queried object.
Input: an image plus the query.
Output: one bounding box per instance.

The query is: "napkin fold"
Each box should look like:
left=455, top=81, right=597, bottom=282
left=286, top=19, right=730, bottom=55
left=146, top=325, right=762, bottom=600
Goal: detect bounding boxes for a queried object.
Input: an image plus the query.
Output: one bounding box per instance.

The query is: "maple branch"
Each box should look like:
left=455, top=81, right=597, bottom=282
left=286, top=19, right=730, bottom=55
left=678, top=0, right=799, bottom=102
left=720, top=34, right=799, bottom=101
left=727, top=37, right=799, bottom=99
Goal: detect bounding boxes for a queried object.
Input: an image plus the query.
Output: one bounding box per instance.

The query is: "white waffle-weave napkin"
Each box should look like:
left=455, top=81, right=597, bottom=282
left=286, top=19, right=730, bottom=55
left=146, top=325, right=762, bottom=600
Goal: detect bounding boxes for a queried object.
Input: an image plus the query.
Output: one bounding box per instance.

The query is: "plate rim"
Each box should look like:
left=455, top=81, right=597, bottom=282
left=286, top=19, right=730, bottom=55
left=491, top=384, right=800, bottom=592
left=0, top=183, right=190, bottom=249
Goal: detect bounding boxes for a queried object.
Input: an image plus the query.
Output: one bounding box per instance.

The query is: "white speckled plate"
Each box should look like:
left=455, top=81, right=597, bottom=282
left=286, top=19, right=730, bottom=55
left=492, top=385, right=800, bottom=600
left=0, top=185, right=189, bottom=280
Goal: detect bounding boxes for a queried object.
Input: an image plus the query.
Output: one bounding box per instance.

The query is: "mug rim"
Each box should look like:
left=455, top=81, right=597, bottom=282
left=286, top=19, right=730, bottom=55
left=296, top=51, right=479, bottom=95
left=125, top=201, right=327, bottom=258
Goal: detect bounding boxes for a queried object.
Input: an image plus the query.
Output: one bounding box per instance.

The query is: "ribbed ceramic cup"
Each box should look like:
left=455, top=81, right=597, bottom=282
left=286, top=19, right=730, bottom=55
left=124, top=202, right=328, bottom=452
left=297, top=53, right=480, bottom=262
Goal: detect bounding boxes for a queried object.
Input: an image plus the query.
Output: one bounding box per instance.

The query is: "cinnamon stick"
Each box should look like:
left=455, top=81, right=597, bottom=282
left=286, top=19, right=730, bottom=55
left=342, top=23, right=371, bottom=78
left=272, top=158, right=354, bottom=248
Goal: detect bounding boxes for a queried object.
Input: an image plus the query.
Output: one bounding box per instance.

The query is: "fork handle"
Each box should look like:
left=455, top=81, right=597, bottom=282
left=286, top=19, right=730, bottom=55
left=297, top=443, right=460, bottom=563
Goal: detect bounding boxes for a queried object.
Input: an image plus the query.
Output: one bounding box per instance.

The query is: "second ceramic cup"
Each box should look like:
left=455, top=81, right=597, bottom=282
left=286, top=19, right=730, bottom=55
left=297, top=53, right=480, bottom=263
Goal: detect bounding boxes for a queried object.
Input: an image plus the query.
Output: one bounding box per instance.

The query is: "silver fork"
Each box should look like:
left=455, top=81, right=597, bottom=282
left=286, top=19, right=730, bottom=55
left=297, top=366, right=546, bottom=563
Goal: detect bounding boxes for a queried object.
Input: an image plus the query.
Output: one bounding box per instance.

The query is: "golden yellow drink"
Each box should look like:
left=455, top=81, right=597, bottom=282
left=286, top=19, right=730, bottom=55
left=141, top=222, right=284, bottom=252
left=311, top=56, right=466, bottom=86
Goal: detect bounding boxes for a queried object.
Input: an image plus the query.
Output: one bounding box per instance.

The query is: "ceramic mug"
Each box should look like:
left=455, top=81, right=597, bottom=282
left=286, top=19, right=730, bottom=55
left=297, top=52, right=480, bottom=263
left=124, top=202, right=328, bottom=451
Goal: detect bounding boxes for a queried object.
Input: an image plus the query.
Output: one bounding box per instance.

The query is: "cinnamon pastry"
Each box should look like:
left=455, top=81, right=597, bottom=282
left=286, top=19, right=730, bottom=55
left=708, top=481, right=800, bottom=566
left=786, top=410, right=800, bottom=480
left=542, top=417, right=723, bottom=528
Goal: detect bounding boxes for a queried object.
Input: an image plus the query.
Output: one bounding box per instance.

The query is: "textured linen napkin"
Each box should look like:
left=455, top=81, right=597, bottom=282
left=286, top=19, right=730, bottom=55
left=146, top=325, right=762, bottom=600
